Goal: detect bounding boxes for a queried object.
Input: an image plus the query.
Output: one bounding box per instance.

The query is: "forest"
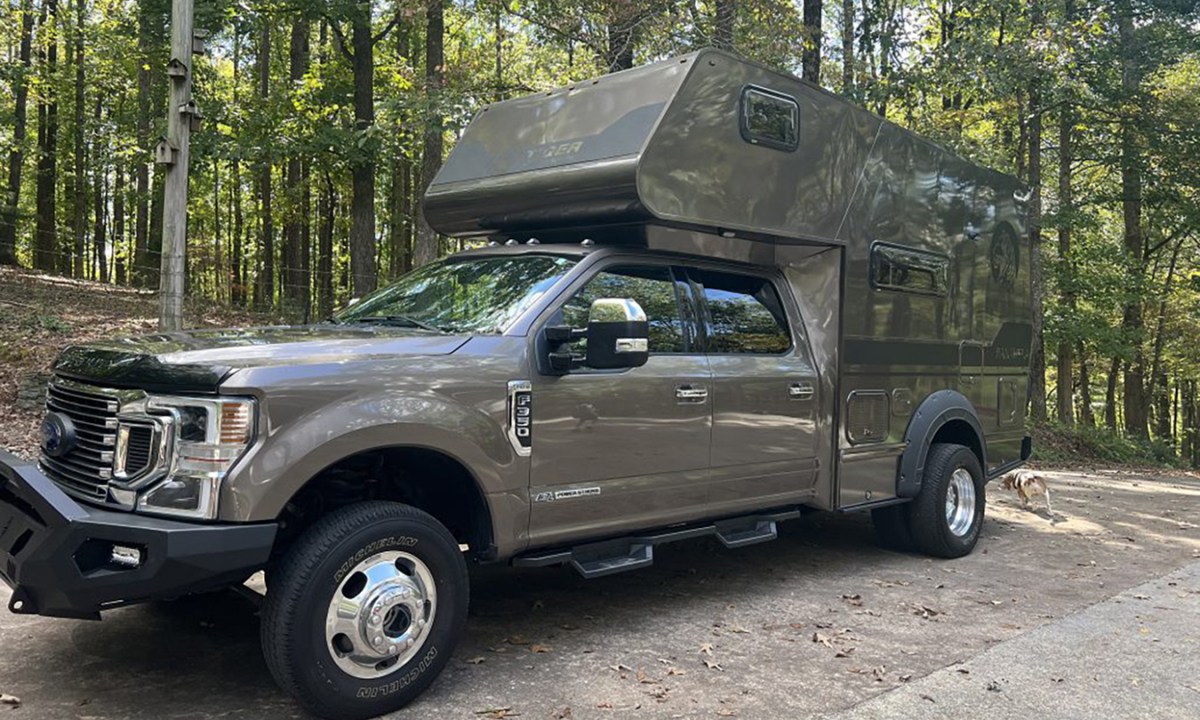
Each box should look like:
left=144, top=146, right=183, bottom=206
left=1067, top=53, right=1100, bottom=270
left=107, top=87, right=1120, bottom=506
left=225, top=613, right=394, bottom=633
left=0, top=0, right=1198, bottom=464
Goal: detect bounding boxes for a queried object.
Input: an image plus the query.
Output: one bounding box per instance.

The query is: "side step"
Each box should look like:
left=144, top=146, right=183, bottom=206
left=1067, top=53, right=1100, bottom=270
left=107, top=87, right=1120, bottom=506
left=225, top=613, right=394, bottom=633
left=513, top=509, right=800, bottom=579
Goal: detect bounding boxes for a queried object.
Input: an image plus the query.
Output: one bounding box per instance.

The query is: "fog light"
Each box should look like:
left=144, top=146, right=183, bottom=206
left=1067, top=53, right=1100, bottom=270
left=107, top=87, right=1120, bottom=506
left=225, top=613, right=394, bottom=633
left=110, top=545, right=143, bottom=568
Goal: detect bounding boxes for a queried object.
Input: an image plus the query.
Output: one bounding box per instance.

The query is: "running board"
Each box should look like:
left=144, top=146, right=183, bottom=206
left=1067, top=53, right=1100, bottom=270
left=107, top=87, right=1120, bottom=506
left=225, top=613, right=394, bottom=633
left=513, top=510, right=800, bottom=580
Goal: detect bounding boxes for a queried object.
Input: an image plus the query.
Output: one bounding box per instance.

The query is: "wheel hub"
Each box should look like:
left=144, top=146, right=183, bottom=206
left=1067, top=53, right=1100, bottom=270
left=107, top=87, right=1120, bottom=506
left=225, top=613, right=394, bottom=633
left=945, top=468, right=977, bottom=537
left=325, top=551, right=437, bottom=678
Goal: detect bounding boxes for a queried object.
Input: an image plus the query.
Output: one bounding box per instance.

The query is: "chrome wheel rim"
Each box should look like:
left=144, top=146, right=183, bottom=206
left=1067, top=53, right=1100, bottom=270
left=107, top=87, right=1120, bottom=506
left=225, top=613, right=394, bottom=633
left=324, top=551, right=437, bottom=679
left=945, top=468, right=977, bottom=537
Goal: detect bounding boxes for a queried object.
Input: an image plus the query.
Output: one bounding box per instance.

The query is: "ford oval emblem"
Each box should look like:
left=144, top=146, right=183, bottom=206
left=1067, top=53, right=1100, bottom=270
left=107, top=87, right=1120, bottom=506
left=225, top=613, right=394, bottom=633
left=41, top=411, right=77, bottom=458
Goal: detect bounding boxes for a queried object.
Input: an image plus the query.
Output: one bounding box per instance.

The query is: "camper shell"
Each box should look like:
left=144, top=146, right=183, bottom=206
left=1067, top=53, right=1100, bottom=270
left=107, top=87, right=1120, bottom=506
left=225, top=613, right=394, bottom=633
left=426, top=48, right=1034, bottom=511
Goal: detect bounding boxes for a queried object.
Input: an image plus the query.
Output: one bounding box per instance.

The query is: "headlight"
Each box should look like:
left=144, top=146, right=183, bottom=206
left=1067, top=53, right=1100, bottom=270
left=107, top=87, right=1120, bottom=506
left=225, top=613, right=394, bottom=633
left=136, top=396, right=256, bottom=520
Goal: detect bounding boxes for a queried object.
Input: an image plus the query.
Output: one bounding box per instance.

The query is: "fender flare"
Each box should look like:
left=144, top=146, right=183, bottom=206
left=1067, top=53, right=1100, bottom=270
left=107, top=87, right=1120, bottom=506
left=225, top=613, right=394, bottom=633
left=896, top=389, right=987, bottom=498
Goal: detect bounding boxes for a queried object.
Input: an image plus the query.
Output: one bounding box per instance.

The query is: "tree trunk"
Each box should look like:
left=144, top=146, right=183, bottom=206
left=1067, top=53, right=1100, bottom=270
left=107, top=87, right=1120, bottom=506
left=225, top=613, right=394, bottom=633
left=347, top=7, right=378, bottom=296
left=1027, top=57, right=1046, bottom=421
left=1117, top=7, right=1147, bottom=438
left=0, top=0, right=33, bottom=266
left=317, top=172, right=334, bottom=318
left=1105, top=355, right=1121, bottom=431
left=1056, top=73, right=1074, bottom=424
left=232, top=159, right=244, bottom=304
left=413, top=0, right=445, bottom=268
left=715, top=0, right=735, bottom=51
left=606, top=6, right=636, bottom=72
left=133, top=2, right=157, bottom=286
left=802, top=0, right=822, bottom=84
left=841, top=0, right=853, bottom=98
left=1077, top=341, right=1094, bottom=427
left=34, top=0, right=59, bottom=273
left=256, top=18, right=274, bottom=308
left=230, top=28, right=244, bottom=304
left=71, top=0, right=86, bottom=278
left=283, top=16, right=310, bottom=310
left=113, top=158, right=125, bottom=283
left=1149, top=239, right=1183, bottom=442
left=92, top=98, right=107, bottom=282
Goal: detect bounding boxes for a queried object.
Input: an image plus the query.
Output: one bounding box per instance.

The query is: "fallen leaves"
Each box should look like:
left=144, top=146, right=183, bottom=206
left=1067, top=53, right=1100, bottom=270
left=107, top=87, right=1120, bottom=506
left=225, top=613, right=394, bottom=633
left=475, top=707, right=519, bottom=718
left=465, top=656, right=487, bottom=665
left=703, top=658, right=725, bottom=672
left=0, top=695, right=20, bottom=708
left=529, top=644, right=552, bottom=654
left=910, top=604, right=942, bottom=620
left=841, top=593, right=864, bottom=607
left=849, top=665, right=887, bottom=682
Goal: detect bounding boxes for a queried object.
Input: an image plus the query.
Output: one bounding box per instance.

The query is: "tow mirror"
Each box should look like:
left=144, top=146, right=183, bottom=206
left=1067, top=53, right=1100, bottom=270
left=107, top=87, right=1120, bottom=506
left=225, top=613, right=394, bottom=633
left=544, top=298, right=649, bottom=374
left=585, top=298, right=649, bottom=369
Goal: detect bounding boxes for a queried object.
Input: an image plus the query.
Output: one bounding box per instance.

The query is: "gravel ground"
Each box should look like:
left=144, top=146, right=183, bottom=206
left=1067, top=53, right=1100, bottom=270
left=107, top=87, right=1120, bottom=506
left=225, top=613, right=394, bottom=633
left=1, top=467, right=1198, bottom=719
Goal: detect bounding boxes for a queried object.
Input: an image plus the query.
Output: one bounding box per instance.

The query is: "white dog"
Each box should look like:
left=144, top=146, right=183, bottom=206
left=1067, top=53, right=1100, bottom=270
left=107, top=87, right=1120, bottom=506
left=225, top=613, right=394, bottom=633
left=999, top=469, right=1052, bottom=514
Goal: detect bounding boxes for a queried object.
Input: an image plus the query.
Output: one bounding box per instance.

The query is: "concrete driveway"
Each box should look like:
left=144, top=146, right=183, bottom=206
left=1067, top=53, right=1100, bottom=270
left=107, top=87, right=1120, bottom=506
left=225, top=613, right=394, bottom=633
left=2, top=467, right=1198, bottom=719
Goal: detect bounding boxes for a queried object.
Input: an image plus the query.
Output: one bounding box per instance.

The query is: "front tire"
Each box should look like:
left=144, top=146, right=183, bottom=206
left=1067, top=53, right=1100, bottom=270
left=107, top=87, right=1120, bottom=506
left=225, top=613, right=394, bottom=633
left=261, top=502, right=469, bottom=720
left=908, top=443, right=985, bottom=558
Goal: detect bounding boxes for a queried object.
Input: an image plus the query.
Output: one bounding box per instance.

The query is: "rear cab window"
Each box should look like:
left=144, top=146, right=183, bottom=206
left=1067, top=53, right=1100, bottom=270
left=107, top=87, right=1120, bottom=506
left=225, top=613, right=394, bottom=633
left=687, top=268, right=792, bottom=354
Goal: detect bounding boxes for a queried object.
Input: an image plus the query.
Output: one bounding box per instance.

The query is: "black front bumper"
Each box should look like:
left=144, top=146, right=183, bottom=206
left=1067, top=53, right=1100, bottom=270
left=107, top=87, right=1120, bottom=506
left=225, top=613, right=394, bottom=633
left=0, top=450, right=276, bottom=619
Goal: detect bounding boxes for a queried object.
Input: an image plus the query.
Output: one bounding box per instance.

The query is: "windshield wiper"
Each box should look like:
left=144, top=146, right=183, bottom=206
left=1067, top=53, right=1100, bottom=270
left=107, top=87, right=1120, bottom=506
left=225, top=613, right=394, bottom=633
left=350, top=315, right=448, bottom=333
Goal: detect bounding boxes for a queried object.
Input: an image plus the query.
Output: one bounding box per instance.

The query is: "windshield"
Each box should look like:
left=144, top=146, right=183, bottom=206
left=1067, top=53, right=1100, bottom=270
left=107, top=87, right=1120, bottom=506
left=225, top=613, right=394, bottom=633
left=334, top=254, right=579, bottom=334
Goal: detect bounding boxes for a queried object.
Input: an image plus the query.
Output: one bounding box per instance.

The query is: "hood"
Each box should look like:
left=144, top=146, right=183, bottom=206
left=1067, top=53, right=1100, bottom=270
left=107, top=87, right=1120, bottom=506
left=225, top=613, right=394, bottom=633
left=53, top=325, right=471, bottom=393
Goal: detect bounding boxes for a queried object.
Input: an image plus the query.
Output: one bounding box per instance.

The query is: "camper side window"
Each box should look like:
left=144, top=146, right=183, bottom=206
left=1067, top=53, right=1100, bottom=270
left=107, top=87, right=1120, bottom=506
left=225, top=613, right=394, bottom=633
left=870, top=243, right=949, bottom=297
left=740, top=87, right=799, bottom=152
left=690, top=269, right=791, bottom=355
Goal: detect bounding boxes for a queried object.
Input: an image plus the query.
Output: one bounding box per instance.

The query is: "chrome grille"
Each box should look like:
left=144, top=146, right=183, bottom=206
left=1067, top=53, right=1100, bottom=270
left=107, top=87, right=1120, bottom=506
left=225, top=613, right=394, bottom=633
left=42, top=381, right=119, bottom=501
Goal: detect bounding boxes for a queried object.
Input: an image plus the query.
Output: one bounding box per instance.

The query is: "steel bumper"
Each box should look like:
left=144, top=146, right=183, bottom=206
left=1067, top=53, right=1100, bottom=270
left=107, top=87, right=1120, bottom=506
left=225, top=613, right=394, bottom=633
left=0, top=450, right=276, bottom=619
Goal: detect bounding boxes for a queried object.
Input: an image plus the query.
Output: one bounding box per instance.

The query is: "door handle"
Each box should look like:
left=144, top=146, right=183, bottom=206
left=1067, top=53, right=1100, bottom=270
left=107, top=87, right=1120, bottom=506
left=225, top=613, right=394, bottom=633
left=788, top=382, right=815, bottom=400
left=675, top=385, right=709, bottom=402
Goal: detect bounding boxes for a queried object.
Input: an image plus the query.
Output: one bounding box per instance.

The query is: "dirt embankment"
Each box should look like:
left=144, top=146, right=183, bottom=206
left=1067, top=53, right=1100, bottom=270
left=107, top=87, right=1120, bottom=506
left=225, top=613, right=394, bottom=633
left=0, top=267, right=267, bottom=458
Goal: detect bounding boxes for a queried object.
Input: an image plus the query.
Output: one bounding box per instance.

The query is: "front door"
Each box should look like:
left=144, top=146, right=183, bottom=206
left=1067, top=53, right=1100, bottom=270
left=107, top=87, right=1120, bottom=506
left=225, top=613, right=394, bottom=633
left=686, top=267, right=821, bottom=513
left=528, top=262, right=712, bottom=547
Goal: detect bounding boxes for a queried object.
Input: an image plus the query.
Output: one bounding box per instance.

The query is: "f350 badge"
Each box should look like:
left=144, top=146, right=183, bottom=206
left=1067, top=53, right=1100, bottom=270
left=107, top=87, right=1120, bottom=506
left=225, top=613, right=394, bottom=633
left=507, top=380, right=532, bottom=456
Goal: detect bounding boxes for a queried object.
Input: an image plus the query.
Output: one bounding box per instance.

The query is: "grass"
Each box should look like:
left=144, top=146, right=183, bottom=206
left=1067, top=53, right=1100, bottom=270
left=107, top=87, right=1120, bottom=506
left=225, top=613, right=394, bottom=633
left=1031, top=421, right=1186, bottom=469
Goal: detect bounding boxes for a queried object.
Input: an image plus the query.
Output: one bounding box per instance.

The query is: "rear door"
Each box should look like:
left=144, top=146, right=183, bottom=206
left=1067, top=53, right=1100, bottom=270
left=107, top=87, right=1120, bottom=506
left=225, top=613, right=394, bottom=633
left=688, top=266, right=821, bottom=514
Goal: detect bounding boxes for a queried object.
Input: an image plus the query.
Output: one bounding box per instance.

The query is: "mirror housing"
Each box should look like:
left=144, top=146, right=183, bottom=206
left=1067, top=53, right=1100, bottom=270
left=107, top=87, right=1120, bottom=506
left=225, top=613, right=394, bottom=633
left=585, top=298, right=649, bottom=369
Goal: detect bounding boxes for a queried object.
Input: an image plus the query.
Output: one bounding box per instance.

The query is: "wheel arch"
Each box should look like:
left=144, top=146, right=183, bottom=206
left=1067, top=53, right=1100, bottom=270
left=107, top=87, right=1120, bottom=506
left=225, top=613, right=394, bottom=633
left=896, top=389, right=987, bottom=498
left=265, top=438, right=500, bottom=561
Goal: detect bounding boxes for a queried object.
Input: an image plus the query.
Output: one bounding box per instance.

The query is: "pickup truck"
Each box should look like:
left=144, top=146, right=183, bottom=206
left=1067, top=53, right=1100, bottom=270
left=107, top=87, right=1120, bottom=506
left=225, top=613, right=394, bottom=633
left=0, top=49, right=1032, bottom=720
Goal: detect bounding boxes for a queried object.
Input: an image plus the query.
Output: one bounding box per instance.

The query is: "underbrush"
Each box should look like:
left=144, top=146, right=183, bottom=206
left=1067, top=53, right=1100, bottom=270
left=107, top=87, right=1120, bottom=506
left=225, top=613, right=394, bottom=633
left=1031, top=421, right=1186, bottom=468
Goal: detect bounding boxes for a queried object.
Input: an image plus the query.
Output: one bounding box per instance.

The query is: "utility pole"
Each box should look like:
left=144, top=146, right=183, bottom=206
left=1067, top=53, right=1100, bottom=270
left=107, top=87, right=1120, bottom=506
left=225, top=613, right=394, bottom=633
left=157, top=0, right=203, bottom=330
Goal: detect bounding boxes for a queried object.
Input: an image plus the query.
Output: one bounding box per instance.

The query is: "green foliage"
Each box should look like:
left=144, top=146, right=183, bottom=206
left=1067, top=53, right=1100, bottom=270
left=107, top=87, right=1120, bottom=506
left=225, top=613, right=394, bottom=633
left=0, top=0, right=1197, bottom=464
left=1031, top=421, right=1185, bottom=468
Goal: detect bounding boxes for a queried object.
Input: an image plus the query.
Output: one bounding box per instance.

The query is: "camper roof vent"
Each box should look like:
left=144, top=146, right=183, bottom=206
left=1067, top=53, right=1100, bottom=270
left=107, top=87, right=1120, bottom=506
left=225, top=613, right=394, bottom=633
left=527, top=238, right=540, bottom=245
left=505, top=239, right=519, bottom=246
left=581, top=238, right=594, bottom=247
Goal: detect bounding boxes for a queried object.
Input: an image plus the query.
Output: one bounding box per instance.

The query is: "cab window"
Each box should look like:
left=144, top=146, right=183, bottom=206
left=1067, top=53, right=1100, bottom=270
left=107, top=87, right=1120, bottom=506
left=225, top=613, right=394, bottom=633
left=559, top=265, right=687, bottom=354
left=688, top=269, right=791, bottom=354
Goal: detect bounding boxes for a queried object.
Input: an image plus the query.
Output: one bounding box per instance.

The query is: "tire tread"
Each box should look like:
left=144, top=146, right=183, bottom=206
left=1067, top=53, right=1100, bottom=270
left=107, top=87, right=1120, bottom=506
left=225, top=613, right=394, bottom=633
left=261, top=501, right=467, bottom=720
